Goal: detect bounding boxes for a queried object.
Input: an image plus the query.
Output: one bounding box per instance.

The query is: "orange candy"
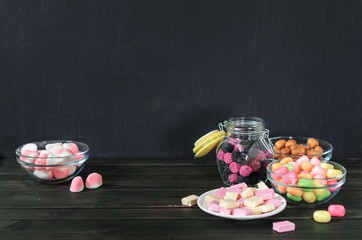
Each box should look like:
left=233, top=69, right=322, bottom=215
left=287, top=187, right=304, bottom=197
left=301, top=162, right=314, bottom=172
left=280, top=157, right=293, bottom=164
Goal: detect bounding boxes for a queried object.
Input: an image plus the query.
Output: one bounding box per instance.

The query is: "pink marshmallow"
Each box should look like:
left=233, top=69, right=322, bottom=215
left=229, top=182, right=248, bottom=189
left=52, top=167, right=72, bottom=179
left=75, top=153, right=86, bottom=161
left=19, top=150, right=38, bottom=164
left=45, top=142, right=62, bottom=151
left=219, top=207, right=231, bottom=215
left=265, top=198, right=282, bottom=208
left=53, top=148, right=73, bottom=157
left=213, top=187, right=227, bottom=198
left=311, top=166, right=327, bottom=177
left=86, top=172, right=103, bottom=189
left=273, top=220, right=296, bottom=233
left=207, top=201, right=220, bottom=212
left=310, top=157, right=322, bottom=166
left=63, top=143, right=79, bottom=154
left=255, top=188, right=275, bottom=200
left=296, top=155, right=309, bottom=167
left=232, top=207, right=252, bottom=216
left=70, top=176, right=84, bottom=192
left=20, top=143, right=38, bottom=154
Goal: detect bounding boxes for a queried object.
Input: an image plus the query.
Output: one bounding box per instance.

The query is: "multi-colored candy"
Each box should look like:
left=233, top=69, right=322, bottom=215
left=268, top=155, right=346, bottom=204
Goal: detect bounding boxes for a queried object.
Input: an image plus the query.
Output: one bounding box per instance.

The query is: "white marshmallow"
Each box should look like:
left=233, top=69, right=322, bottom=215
left=63, top=143, right=79, bottom=154
left=20, top=143, right=38, bottom=154
left=33, top=169, right=53, bottom=180
left=45, top=142, right=62, bottom=151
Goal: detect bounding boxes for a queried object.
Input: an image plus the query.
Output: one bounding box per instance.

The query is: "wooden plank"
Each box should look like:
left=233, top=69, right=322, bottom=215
left=0, top=207, right=361, bottom=220
left=0, top=219, right=361, bottom=240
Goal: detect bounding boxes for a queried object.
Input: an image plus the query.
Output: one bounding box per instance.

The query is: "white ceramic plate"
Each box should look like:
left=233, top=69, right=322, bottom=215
left=197, top=188, right=287, bottom=220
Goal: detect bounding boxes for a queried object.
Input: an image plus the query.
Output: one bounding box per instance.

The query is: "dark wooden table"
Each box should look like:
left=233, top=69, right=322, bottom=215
left=0, top=157, right=361, bottom=239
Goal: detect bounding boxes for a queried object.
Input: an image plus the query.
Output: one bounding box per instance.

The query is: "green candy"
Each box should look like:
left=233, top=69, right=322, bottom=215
left=298, top=179, right=314, bottom=192
left=316, top=190, right=331, bottom=201
left=285, top=163, right=294, bottom=172
left=287, top=193, right=302, bottom=202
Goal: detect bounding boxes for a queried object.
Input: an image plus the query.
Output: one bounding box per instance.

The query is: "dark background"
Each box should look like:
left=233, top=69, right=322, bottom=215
left=0, top=0, right=361, bottom=159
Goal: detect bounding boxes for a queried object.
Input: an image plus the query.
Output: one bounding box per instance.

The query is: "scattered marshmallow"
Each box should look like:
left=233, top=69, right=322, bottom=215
left=273, top=220, right=296, bottom=233
left=86, top=172, right=103, bottom=189
left=70, top=176, right=84, bottom=192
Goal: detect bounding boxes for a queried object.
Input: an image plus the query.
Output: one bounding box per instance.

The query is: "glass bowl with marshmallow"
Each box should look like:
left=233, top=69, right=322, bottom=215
left=16, top=140, right=89, bottom=184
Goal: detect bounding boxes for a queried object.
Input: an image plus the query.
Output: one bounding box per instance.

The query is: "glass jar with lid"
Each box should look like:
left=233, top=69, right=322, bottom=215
left=216, top=116, right=274, bottom=186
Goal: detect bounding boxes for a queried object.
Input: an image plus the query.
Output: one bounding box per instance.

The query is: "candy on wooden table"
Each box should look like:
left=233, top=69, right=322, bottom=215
left=328, top=204, right=346, bottom=217
left=70, top=176, right=84, bottom=193
left=219, top=199, right=239, bottom=209
left=244, top=196, right=264, bottom=208
left=313, top=210, right=331, bottom=223
left=86, top=172, right=103, bottom=189
left=181, top=194, right=198, bottom=207
left=273, top=220, right=296, bottom=233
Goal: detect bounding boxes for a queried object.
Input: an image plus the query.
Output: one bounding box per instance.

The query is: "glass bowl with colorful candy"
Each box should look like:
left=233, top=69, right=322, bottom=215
left=16, top=140, right=89, bottom=184
left=270, top=136, right=333, bottom=161
left=266, top=156, right=346, bottom=206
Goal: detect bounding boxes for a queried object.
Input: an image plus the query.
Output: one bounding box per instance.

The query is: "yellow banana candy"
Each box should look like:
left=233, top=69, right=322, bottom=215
left=193, top=130, right=226, bottom=158
left=194, top=130, right=219, bottom=147
left=192, top=130, right=224, bottom=153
